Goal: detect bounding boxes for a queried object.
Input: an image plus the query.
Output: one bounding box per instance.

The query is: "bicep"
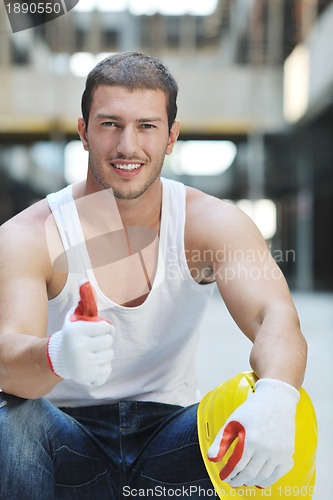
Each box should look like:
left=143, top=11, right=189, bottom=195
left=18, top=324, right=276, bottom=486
left=0, top=277, right=49, bottom=338
left=0, top=225, right=49, bottom=338
left=213, top=209, right=293, bottom=341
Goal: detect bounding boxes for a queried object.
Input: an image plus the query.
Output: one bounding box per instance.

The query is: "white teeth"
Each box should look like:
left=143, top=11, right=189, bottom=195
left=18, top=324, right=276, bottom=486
left=114, top=163, right=142, bottom=171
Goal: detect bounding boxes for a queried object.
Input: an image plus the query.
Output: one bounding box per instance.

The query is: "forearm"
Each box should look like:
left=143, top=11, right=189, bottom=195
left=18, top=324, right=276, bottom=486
left=249, top=304, right=307, bottom=389
left=0, top=333, right=60, bottom=399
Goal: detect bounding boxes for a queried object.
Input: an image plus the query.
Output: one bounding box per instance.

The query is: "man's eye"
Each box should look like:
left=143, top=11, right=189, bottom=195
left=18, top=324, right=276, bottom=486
left=102, top=122, right=116, bottom=127
left=142, top=124, right=155, bottom=129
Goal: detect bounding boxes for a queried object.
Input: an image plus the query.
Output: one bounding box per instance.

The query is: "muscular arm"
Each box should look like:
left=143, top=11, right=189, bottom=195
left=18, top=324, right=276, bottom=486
left=0, top=205, right=60, bottom=398
left=188, top=191, right=307, bottom=389
left=188, top=193, right=309, bottom=488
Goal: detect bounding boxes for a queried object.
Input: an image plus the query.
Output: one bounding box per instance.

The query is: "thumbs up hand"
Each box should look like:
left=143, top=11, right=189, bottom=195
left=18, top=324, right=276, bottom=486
left=47, top=281, right=115, bottom=386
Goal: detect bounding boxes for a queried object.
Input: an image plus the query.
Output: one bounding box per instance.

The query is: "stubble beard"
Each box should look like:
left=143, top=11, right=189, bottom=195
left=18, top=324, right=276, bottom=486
left=88, top=153, right=166, bottom=200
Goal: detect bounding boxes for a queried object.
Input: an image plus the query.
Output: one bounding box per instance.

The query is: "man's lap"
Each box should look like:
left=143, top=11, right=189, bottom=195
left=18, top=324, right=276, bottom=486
left=0, top=394, right=213, bottom=499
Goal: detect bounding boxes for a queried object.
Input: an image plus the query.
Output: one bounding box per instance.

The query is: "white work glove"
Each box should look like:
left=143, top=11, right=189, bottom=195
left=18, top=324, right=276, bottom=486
left=208, top=378, right=300, bottom=488
left=47, top=281, right=115, bottom=387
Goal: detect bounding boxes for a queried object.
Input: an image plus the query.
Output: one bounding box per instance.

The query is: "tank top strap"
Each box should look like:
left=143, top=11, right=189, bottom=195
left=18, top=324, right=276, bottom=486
left=160, top=176, right=186, bottom=251
left=46, top=185, right=91, bottom=279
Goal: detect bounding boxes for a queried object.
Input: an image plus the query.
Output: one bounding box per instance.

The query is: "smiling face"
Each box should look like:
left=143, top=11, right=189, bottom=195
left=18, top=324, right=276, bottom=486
left=78, top=85, right=180, bottom=200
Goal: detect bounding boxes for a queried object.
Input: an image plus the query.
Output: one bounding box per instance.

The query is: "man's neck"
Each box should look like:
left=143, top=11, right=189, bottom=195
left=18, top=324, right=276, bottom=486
left=115, top=182, right=163, bottom=230
left=75, top=178, right=163, bottom=231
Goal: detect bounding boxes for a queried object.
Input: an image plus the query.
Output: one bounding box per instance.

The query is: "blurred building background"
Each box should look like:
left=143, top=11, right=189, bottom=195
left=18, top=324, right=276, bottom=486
left=1, top=0, right=333, bottom=291
left=0, top=1, right=332, bottom=497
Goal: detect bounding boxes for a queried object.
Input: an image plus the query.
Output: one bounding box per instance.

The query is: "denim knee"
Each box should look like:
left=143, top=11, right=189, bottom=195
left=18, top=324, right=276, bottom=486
left=0, top=393, right=58, bottom=499
left=0, top=393, right=61, bottom=464
left=0, top=392, right=56, bottom=440
left=0, top=393, right=116, bottom=500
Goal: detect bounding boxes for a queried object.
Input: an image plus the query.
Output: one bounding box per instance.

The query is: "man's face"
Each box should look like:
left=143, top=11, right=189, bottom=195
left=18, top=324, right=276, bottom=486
left=78, top=85, right=179, bottom=200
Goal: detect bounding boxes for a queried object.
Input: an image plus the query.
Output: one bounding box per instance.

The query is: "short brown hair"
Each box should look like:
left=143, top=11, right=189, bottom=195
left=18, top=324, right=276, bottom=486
left=81, top=51, right=178, bottom=131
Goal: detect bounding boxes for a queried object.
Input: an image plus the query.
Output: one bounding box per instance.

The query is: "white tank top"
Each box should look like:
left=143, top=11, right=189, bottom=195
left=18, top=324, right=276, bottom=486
left=45, top=177, right=215, bottom=407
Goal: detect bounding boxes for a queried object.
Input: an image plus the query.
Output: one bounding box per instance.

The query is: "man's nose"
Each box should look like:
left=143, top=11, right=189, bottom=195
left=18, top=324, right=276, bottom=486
left=116, top=127, right=138, bottom=156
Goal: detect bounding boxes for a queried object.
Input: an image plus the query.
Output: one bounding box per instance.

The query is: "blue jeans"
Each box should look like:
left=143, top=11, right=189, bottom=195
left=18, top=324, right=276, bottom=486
left=0, top=392, right=214, bottom=499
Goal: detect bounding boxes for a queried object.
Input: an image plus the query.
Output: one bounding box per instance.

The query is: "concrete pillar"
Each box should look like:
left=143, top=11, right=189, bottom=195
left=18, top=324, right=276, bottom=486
left=266, top=0, right=284, bottom=64
left=86, top=9, right=101, bottom=54
left=0, top=2, right=12, bottom=67
left=246, top=132, right=265, bottom=200
left=248, top=0, right=265, bottom=65
left=120, top=11, right=140, bottom=52
left=179, top=15, right=196, bottom=54
left=295, top=131, right=314, bottom=290
left=148, top=14, right=167, bottom=55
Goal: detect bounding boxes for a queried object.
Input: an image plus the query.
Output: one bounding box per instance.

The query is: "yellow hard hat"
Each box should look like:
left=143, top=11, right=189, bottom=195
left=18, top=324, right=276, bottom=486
left=197, top=372, right=318, bottom=499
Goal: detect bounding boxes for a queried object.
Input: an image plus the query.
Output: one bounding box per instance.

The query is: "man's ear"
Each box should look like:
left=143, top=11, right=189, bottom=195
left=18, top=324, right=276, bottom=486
left=78, top=118, right=89, bottom=151
left=166, top=120, right=180, bottom=155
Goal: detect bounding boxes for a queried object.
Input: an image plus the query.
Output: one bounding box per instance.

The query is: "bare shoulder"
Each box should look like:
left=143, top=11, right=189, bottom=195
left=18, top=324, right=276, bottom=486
left=0, top=197, right=50, bottom=243
left=0, top=198, right=53, bottom=281
left=185, top=185, right=261, bottom=248
left=186, top=185, right=245, bottom=220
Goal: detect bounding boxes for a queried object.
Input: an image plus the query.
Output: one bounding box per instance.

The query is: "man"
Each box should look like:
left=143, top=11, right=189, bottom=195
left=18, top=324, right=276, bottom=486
left=0, top=52, right=307, bottom=499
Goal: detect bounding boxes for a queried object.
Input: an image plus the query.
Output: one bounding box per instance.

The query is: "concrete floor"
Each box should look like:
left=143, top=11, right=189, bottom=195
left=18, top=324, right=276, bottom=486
left=196, top=290, right=333, bottom=500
